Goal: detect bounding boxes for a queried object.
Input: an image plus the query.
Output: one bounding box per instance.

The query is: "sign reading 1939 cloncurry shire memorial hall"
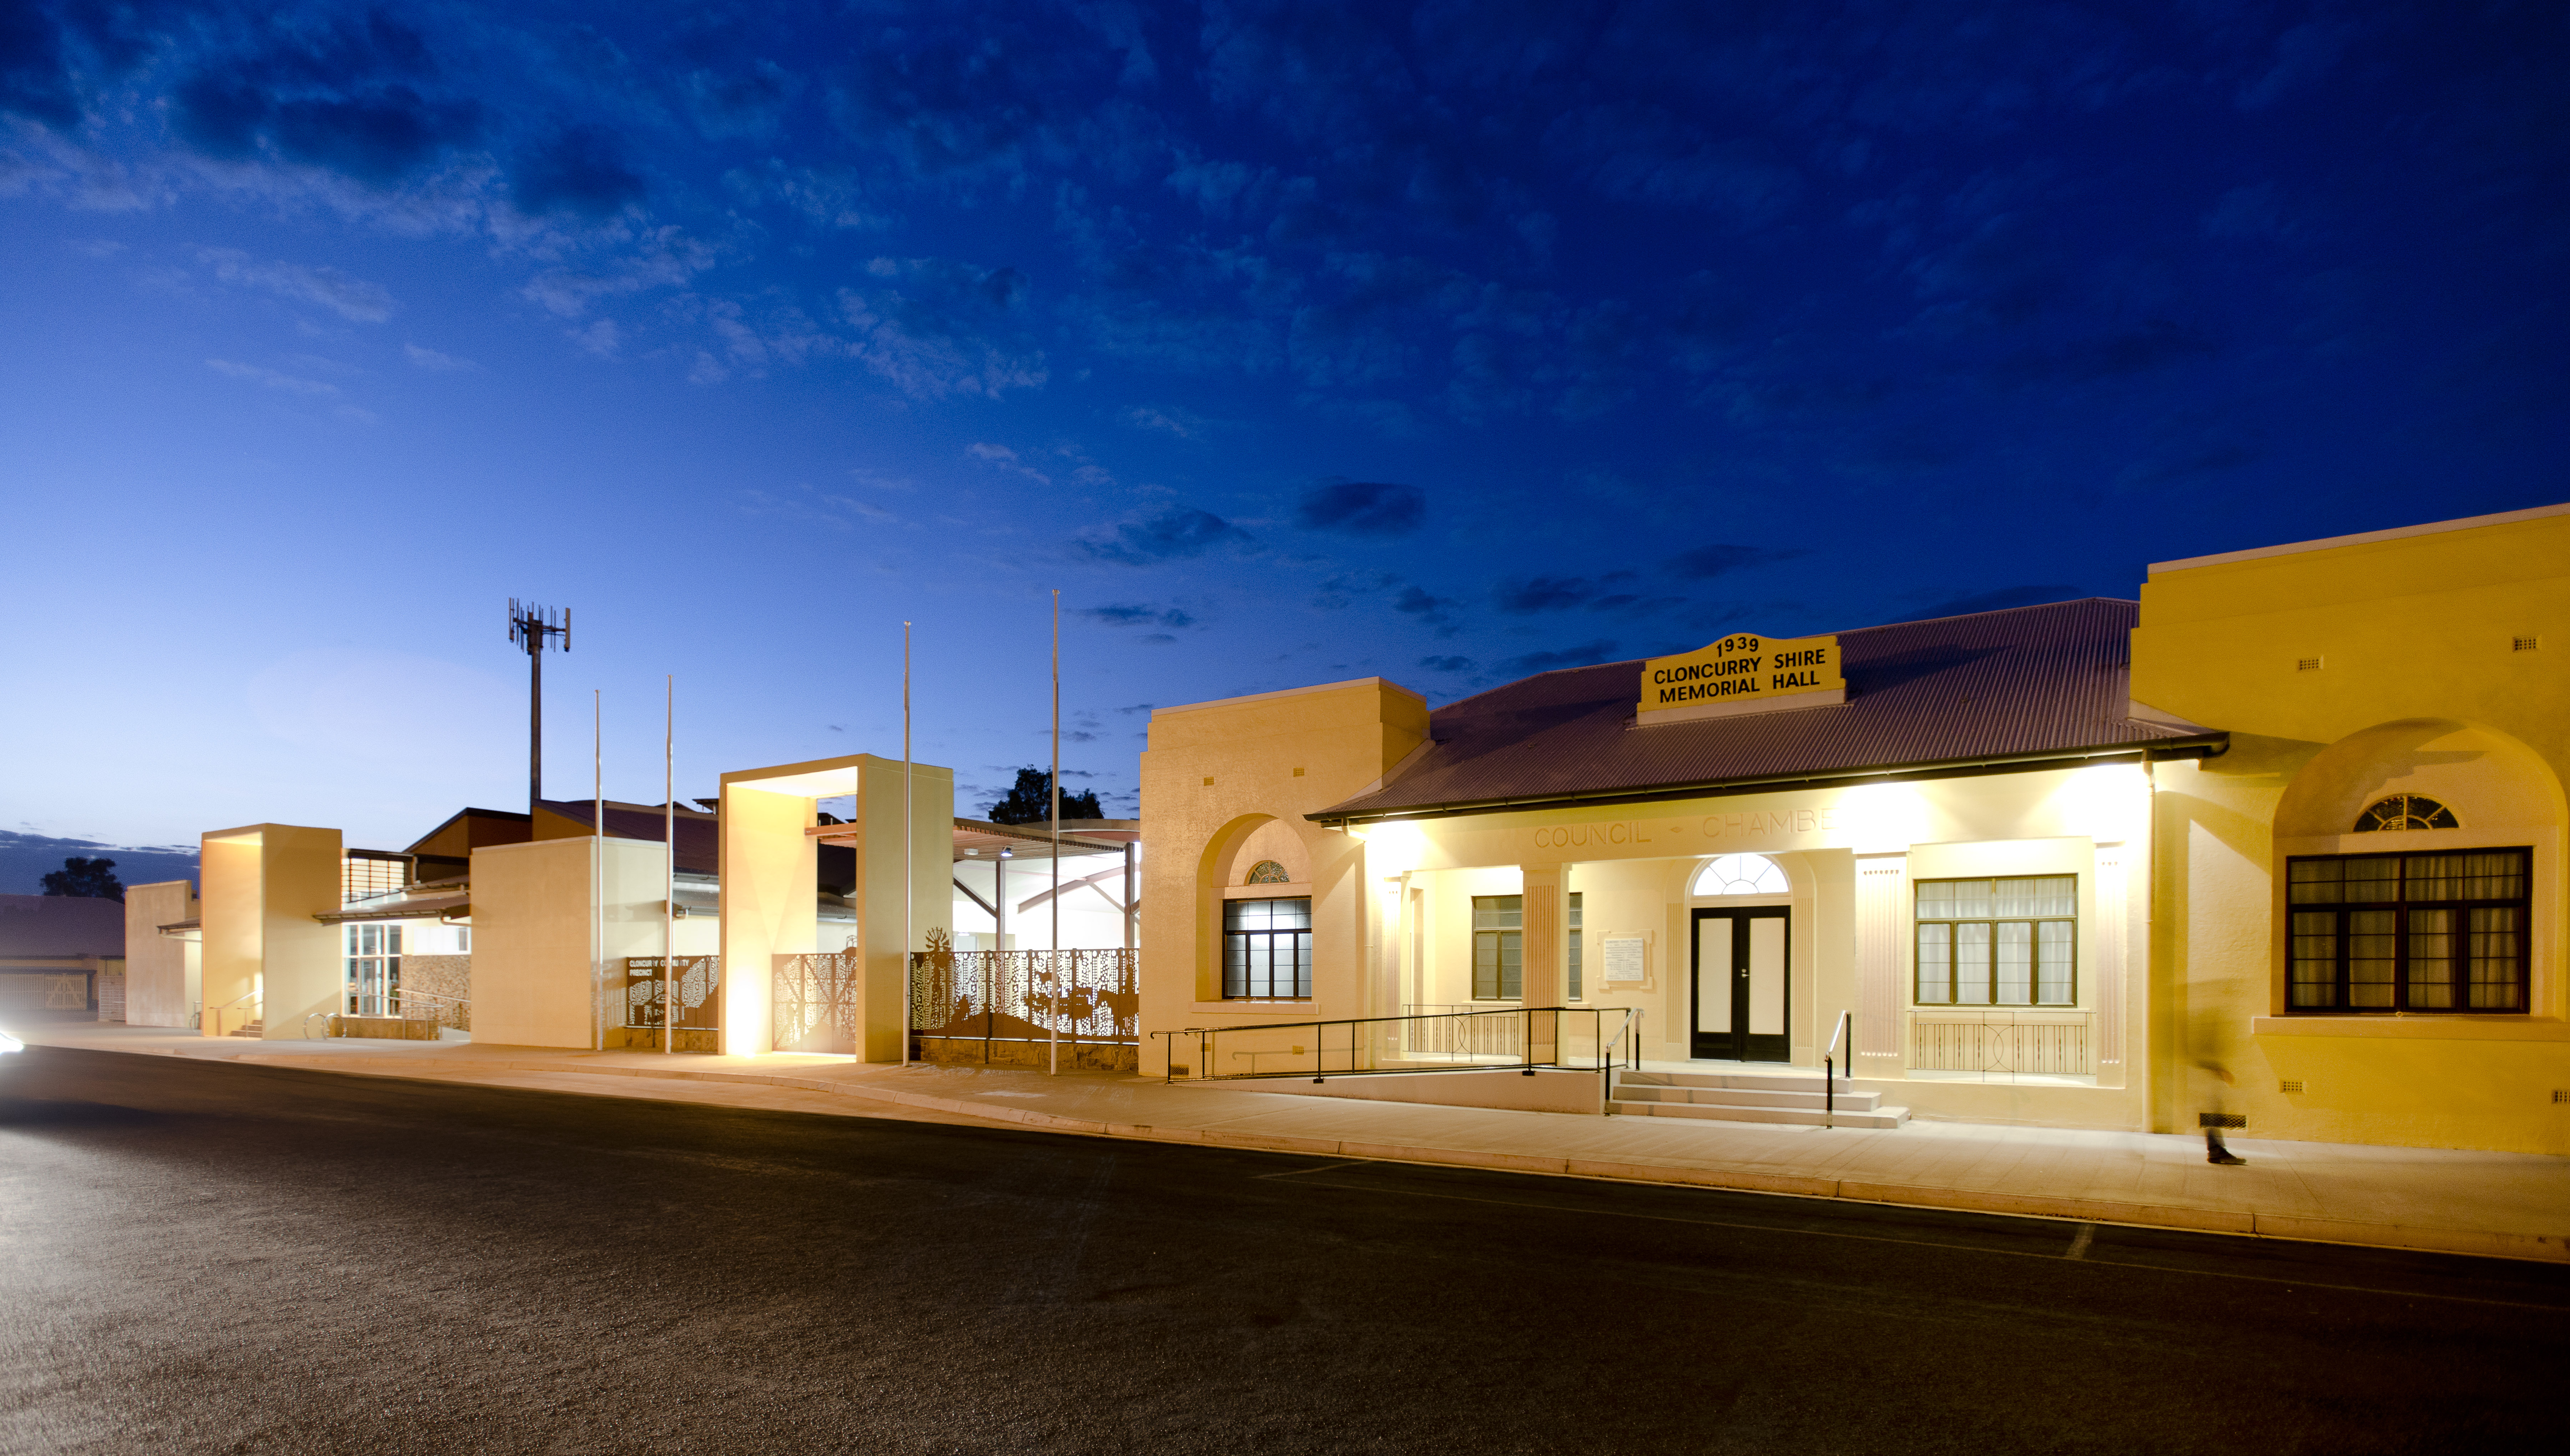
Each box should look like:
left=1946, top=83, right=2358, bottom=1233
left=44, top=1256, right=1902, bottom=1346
left=1636, top=631, right=1846, bottom=726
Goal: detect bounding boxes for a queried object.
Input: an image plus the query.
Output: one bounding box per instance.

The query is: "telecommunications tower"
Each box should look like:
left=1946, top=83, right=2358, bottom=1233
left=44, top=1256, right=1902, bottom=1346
left=508, top=598, right=571, bottom=812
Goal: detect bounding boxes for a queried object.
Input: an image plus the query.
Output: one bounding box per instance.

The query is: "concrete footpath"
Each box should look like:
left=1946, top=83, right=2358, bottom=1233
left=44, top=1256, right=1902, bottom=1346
left=25, top=1022, right=2570, bottom=1264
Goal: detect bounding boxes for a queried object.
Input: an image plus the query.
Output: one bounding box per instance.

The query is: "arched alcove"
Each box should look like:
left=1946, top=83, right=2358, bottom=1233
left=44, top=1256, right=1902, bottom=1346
left=2277, top=720, right=2564, bottom=841
left=1222, top=819, right=1310, bottom=885
left=1189, top=813, right=1320, bottom=1003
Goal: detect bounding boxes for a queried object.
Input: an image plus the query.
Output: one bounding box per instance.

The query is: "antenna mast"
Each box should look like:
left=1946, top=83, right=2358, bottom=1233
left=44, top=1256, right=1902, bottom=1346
left=508, top=598, right=571, bottom=812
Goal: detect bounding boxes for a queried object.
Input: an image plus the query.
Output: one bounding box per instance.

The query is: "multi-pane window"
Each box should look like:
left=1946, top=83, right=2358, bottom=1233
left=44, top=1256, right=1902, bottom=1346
left=1915, top=876, right=2076, bottom=1006
left=345, top=922, right=402, bottom=1013
left=1223, top=897, right=1311, bottom=999
left=2287, top=850, right=2529, bottom=1012
left=1566, top=892, right=1584, bottom=1001
left=1472, top=895, right=1522, bottom=1000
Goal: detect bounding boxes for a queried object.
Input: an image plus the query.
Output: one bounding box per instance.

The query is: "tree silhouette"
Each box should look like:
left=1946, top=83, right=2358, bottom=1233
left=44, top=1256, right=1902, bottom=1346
left=41, top=856, right=124, bottom=902
left=986, top=769, right=1104, bottom=824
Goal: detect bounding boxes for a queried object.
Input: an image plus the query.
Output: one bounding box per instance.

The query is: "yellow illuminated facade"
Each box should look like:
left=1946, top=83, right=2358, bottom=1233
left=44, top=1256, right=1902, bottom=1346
left=1139, top=504, right=2568, bottom=1153
left=2134, top=503, right=2568, bottom=1154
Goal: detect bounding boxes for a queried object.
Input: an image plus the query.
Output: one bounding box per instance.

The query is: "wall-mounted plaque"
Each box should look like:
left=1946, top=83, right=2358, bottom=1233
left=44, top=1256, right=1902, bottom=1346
left=1602, top=934, right=1647, bottom=983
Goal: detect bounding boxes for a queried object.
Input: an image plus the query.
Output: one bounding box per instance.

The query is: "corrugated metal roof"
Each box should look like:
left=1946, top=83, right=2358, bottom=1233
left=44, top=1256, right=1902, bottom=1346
left=1313, top=598, right=2219, bottom=821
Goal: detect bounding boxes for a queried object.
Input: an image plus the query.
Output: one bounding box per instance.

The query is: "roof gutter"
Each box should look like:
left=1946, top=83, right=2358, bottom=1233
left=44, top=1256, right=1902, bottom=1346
left=313, top=899, right=470, bottom=925
left=1306, top=733, right=2227, bottom=829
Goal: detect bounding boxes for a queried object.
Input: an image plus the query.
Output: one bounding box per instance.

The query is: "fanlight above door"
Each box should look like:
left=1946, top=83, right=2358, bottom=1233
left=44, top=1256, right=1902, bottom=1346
left=1692, top=853, right=1789, bottom=896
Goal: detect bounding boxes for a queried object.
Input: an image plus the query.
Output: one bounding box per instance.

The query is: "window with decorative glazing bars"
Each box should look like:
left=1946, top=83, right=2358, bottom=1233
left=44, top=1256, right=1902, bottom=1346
left=2352, top=794, right=2458, bottom=832
left=1224, top=897, right=1311, bottom=999
left=1915, top=876, right=2076, bottom=1006
left=1472, top=895, right=1522, bottom=1000
left=2287, top=849, right=2530, bottom=1012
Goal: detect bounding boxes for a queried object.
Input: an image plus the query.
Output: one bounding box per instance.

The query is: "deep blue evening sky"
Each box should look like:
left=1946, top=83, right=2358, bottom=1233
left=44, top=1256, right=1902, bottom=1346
left=3, top=1, right=2564, bottom=871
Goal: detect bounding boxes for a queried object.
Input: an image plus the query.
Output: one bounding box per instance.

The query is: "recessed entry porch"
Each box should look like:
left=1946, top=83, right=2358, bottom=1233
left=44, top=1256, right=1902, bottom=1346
left=1375, top=833, right=2125, bottom=1094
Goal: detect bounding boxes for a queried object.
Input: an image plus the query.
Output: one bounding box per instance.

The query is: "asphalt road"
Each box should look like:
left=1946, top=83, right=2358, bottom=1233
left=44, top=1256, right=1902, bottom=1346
left=2, top=1047, right=2562, bottom=1455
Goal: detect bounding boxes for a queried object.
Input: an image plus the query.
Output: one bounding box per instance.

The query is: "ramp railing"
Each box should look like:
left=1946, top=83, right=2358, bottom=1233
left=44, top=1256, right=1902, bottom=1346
left=1153, top=1005, right=1639, bottom=1086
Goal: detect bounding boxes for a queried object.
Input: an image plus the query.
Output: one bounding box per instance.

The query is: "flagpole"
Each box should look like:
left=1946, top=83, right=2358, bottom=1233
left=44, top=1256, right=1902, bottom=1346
left=593, top=689, right=603, bottom=1052
left=1049, top=588, right=1060, bottom=1077
left=901, top=620, right=913, bottom=1070
left=664, top=674, right=674, bottom=1057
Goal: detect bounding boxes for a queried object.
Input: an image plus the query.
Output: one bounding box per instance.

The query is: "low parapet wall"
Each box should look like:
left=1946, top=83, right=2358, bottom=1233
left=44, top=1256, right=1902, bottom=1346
left=1181, top=1066, right=1608, bottom=1116
left=915, top=1036, right=1138, bottom=1073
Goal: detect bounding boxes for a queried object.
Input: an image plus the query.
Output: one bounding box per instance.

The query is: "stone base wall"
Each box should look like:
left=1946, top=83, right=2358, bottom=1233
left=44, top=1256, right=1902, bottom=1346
left=402, top=955, right=471, bottom=1029
left=914, top=1037, right=1138, bottom=1073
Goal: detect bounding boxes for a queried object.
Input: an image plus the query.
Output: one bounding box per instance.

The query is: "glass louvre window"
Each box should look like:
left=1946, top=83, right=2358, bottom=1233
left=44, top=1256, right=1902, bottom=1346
left=1222, top=897, right=1311, bottom=999
left=1915, top=876, right=2076, bottom=1006
left=2284, top=850, right=2531, bottom=1012
left=341, top=852, right=407, bottom=904
left=1565, top=893, right=1584, bottom=1001
left=1472, top=895, right=1523, bottom=1000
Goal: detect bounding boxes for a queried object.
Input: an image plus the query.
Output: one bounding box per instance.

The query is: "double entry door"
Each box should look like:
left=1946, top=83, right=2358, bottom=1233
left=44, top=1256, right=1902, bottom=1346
left=1692, top=906, right=1790, bottom=1062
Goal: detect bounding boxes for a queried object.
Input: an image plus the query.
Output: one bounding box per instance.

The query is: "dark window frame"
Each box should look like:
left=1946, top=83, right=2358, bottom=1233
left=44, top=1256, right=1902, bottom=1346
left=2284, top=848, right=2531, bottom=1014
left=1221, top=896, right=1312, bottom=1000
left=1913, top=874, right=2078, bottom=1008
left=1472, top=894, right=1522, bottom=1001
left=1566, top=891, right=1584, bottom=1002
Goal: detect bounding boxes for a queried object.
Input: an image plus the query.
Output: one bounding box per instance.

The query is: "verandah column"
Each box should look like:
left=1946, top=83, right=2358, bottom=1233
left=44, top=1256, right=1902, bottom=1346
left=1518, top=864, right=1563, bottom=1007
left=1854, top=853, right=1908, bottom=1077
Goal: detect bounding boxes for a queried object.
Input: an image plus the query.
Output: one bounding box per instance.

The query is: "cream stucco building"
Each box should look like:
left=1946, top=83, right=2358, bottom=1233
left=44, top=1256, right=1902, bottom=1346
left=1138, top=505, right=2568, bottom=1154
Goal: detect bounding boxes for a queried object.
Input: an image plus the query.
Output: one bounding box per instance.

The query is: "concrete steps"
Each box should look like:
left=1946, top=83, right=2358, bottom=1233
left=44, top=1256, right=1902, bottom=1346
left=228, top=1020, right=265, bottom=1038
left=1610, top=1068, right=1908, bottom=1129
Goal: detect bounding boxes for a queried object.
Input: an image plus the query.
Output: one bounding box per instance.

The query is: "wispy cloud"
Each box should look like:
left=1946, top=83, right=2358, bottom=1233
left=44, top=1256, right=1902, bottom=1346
left=1295, top=478, right=1424, bottom=537
left=1663, top=544, right=1807, bottom=580
left=1498, top=639, right=1618, bottom=674
left=1120, top=404, right=1207, bottom=439
left=736, top=483, right=898, bottom=530
left=838, top=257, right=1048, bottom=400
left=1393, top=584, right=1461, bottom=635
left=206, top=358, right=338, bottom=396
left=404, top=343, right=478, bottom=371
left=1076, top=507, right=1252, bottom=566
left=202, top=249, right=395, bottom=323
left=967, top=443, right=1051, bottom=485
left=1081, top=603, right=1195, bottom=631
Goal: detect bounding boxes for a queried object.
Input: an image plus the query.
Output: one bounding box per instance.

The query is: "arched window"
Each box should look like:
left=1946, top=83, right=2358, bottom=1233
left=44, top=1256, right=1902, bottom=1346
left=2353, top=795, right=2459, bottom=832
left=1245, top=859, right=1292, bottom=885
left=1692, top=853, right=1789, bottom=896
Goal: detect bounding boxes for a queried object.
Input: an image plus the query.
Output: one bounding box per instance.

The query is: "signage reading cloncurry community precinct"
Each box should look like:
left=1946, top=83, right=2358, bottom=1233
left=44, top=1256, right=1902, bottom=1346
left=1636, top=632, right=1846, bottom=725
